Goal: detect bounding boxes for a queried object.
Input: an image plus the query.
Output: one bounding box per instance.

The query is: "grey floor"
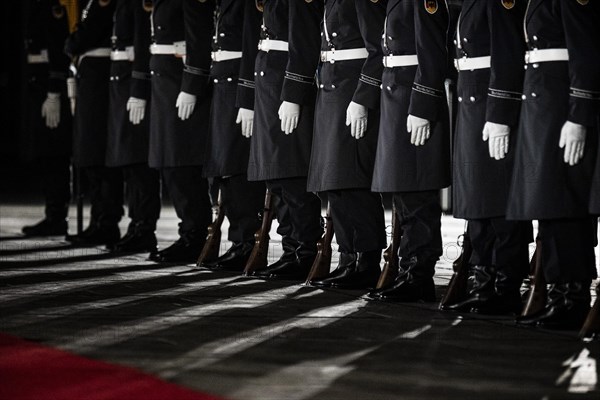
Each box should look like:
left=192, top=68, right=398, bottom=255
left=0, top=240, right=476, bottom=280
left=1, top=204, right=599, bottom=400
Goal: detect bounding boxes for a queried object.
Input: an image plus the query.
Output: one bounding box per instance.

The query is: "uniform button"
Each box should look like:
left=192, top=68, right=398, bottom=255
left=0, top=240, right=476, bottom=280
left=458, top=96, right=462, bottom=102
left=213, top=79, right=218, bottom=83
left=388, top=36, right=392, bottom=40
left=331, top=84, right=336, bottom=89
left=157, top=25, right=162, bottom=30
left=151, top=70, right=155, bottom=75
left=380, top=84, right=383, bottom=89
left=386, top=86, right=392, bottom=91
left=320, top=32, right=323, bottom=36
left=227, top=77, right=232, bottom=82
left=469, top=96, right=475, bottom=102
left=521, top=94, right=527, bottom=100
left=332, top=32, right=337, bottom=37
left=319, top=84, right=324, bottom=89
left=110, top=76, right=114, bottom=81
left=463, top=37, right=468, bottom=43
left=219, top=33, right=225, bottom=37
left=212, top=35, right=216, bottom=40
left=260, top=71, right=264, bottom=76
left=254, top=72, right=257, bottom=76
left=533, top=63, right=539, bottom=69
left=533, top=35, right=538, bottom=41
left=524, top=65, right=528, bottom=70
left=453, top=39, right=457, bottom=45
left=115, top=76, right=119, bottom=81
left=531, top=92, right=537, bottom=97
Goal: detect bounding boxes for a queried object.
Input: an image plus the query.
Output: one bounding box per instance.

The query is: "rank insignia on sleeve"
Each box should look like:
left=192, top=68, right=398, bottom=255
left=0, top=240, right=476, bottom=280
left=501, top=0, right=515, bottom=9
left=52, top=5, right=65, bottom=19
left=98, top=0, right=112, bottom=7
left=142, top=0, right=153, bottom=12
left=424, top=0, right=438, bottom=14
left=576, top=0, right=589, bottom=5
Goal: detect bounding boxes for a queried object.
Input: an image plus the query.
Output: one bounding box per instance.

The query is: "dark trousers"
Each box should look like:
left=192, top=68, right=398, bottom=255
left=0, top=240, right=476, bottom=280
left=161, top=166, right=211, bottom=240
left=267, top=177, right=322, bottom=244
left=210, top=175, right=265, bottom=242
left=41, top=155, right=71, bottom=221
left=84, top=166, right=124, bottom=228
left=123, top=164, right=161, bottom=233
left=393, top=190, right=443, bottom=262
left=538, top=218, right=598, bottom=283
left=327, top=189, right=386, bottom=253
left=468, top=218, right=531, bottom=275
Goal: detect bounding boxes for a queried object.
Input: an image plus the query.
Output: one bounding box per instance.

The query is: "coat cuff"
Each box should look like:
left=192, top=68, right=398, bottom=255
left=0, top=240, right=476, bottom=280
left=47, top=70, right=68, bottom=93
left=130, top=70, right=152, bottom=100
left=180, top=64, right=210, bottom=97
left=485, top=88, right=523, bottom=126
left=236, top=78, right=256, bottom=110
left=568, top=87, right=600, bottom=127
left=352, top=74, right=382, bottom=110
left=280, top=71, right=316, bottom=105
left=408, top=83, right=445, bottom=122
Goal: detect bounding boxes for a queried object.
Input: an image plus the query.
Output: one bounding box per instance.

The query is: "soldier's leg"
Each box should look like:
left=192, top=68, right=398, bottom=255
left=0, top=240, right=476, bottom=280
left=311, top=189, right=386, bottom=289
left=151, top=166, right=211, bottom=263
left=114, top=164, right=160, bottom=253
left=372, top=190, right=442, bottom=302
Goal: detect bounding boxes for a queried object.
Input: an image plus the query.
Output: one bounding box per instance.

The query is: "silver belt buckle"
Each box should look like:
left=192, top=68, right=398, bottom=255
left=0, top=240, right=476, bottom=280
left=524, top=52, right=531, bottom=64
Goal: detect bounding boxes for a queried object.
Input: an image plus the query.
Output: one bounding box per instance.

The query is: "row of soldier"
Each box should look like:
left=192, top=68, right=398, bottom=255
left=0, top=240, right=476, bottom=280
left=22, top=0, right=600, bottom=333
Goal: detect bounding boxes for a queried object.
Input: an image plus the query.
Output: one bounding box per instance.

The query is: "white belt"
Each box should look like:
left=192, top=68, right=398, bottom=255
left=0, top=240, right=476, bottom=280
left=525, top=48, right=569, bottom=64
left=27, top=49, right=49, bottom=64
left=382, top=54, right=418, bottom=68
left=111, top=46, right=134, bottom=61
left=454, top=56, right=491, bottom=71
left=211, top=50, right=243, bottom=62
left=81, top=48, right=112, bottom=58
left=258, top=39, right=289, bottom=52
left=150, top=41, right=186, bottom=57
left=320, top=48, right=368, bottom=63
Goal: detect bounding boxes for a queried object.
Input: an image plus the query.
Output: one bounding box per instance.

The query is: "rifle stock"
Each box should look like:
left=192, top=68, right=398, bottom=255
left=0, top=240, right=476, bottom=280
left=197, top=189, right=225, bottom=266
left=439, top=232, right=472, bottom=309
left=305, top=203, right=333, bottom=284
left=579, top=282, right=600, bottom=339
left=520, top=239, right=546, bottom=317
left=376, top=204, right=401, bottom=289
left=243, top=189, right=274, bottom=276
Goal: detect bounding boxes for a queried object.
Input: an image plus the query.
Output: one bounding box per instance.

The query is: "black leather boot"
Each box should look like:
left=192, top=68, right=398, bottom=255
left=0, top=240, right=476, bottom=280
left=253, top=240, right=317, bottom=281
left=443, top=265, right=496, bottom=310
left=202, top=241, right=254, bottom=271
left=472, top=264, right=524, bottom=315
left=518, top=282, right=591, bottom=330
left=309, top=252, right=381, bottom=289
left=22, top=218, right=68, bottom=237
left=67, top=224, right=121, bottom=248
left=368, top=256, right=436, bottom=302
left=149, top=232, right=204, bottom=264
left=112, top=224, right=157, bottom=254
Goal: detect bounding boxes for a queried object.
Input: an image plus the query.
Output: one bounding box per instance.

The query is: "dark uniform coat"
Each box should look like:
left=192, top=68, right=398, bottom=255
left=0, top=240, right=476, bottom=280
left=371, top=0, right=451, bottom=193
left=307, top=0, right=385, bottom=192
left=148, top=0, right=213, bottom=169
left=203, top=0, right=261, bottom=178
left=65, top=0, right=115, bottom=168
left=507, top=0, right=600, bottom=220
left=22, top=0, right=72, bottom=163
left=247, top=0, right=323, bottom=181
left=452, top=0, right=526, bottom=219
left=105, top=0, right=152, bottom=167
left=592, top=129, right=600, bottom=214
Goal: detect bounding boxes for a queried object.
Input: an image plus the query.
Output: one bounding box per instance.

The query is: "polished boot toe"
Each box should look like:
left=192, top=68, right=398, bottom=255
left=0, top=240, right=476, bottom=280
left=253, top=258, right=312, bottom=281
left=150, top=237, right=203, bottom=263
left=22, top=219, right=68, bottom=237
left=471, top=293, right=523, bottom=315
left=113, top=231, right=157, bottom=253
left=68, top=225, right=120, bottom=247
left=370, top=275, right=436, bottom=302
left=312, top=251, right=380, bottom=290
left=202, top=241, right=254, bottom=271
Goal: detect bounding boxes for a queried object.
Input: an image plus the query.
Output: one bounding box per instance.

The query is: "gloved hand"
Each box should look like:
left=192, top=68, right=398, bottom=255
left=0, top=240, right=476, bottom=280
left=175, top=91, right=196, bottom=121
left=41, top=92, right=61, bottom=129
left=559, top=120, right=586, bottom=166
left=346, top=101, right=368, bottom=139
left=126, top=97, right=147, bottom=125
left=407, top=114, right=431, bottom=146
left=278, top=101, right=300, bottom=135
left=482, top=121, right=510, bottom=160
left=236, top=108, right=254, bottom=138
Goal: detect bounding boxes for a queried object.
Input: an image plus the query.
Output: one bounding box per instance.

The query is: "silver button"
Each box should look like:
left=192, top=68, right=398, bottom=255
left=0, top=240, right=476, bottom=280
left=227, top=77, right=232, bottom=82
left=213, top=79, right=218, bottom=83
left=319, top=84, right=324, bottom=89
left=379, top=84, right=383, bottom=89
left=463, top=37, right=468, bottom=43
left=453, top=39, right=457, bottom=45
left=521, top=94, right=526, bottom=100
left=469, top=96, right=475, bottom=102
left=254, top=72, right=257, bottom=76
left=533, top=35, right=538, bottom=41
left=386, top=86, right=392, bottom=91
left=388, top=36, right=392, bottom=40
left=151, top=70, right=155, bottom=75
left=260, top=71, right=264, bottom=76
left=524, top=65, right=528, bottom=70
left=458, top=96, right=462, bottom=102
left=331, top=84, right=336, bottom=89
left=533, top=63, right=539, bottom=69
left=332, top=32, right=337, bottom=37
left=219, top=33, right=225, bottom=37
left=531, top=92, right=537, bottom=98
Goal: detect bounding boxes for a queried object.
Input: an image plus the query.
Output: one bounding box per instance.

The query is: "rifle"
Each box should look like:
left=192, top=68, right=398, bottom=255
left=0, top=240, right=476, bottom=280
left=439, top=230, right=472, bottom=309
left=304, top=203, right=334, bottom=284
left=579, top=282, right=600, bottom=340
left=376, top=203, right=402, bottom=289
left=197, top=189, right=225, bottom=266
left=243, top=189, right=274, bottom=276
left=520, top=239, right=546, bottom=317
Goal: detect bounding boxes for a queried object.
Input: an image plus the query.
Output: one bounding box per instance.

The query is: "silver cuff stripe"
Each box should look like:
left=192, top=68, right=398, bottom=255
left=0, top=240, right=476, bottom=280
left=570, top=87, right=600, bottom=100
left=488, top=88, right=522, bottom=101
left=132, top=71, right=151, bottom=80
left=285, top=71, right=314, bottom=84
left=360, top=74, right=382, bottom=87
left=412, top=83, right=443, bottom=98
left=184, top=65, right=210, bottom=76
left=238, top=78, right=255, bottom=90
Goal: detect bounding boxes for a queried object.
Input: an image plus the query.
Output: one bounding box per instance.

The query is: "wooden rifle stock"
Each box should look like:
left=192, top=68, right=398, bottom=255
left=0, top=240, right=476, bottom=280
left=197, top=189, right=225, bottom=266
left=520, top=239, right=546, bottom=317
left=579, top=282, right=600, bottom=339
left=305, top=203, right=334, bottom=284
left=439, top=232, right=472, bottom=309
left=376, top=204, right=401, bottom=289
left=243, top=189, right=274, bottom=276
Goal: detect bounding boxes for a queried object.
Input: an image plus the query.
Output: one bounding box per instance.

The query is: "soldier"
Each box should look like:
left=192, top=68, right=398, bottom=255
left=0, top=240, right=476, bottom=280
left=307, top=0, right=387, bottom=290
left=440, top=0, right=532, bottom=315
left=147, top=0, right=214, bottom=263
left=21, top=0, right=72, bottom=237
left=248, top=0, right=324, bottom=281
left=367, top=0, right=451, bottom=302
left=510, top=0, right=600, bottom=330
left=106, top=0, right=161, bottom=254
left=200, top=0, right=266, bottom=271
left=65, top=0, right=124, bottom=247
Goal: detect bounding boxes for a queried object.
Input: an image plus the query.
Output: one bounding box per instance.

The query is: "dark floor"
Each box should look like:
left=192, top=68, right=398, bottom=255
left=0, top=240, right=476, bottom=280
left=1, top=204, right=599, bottom=400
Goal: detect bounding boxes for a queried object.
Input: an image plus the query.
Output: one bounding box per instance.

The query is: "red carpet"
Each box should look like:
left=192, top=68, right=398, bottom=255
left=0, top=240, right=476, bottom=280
left=0, top=333, right=226, bottom=400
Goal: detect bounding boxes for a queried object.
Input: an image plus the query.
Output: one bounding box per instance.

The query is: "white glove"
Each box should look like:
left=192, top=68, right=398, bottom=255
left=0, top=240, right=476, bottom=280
left=236, top=108, right=254, bottom=138
left=482, top=122, right=510, bottom=160
left=41, top=92, right=61, bottom=129
left=559, top=121, right=586, bottom=166
left=406, top=114, right=431, bottom=146
left=176, top=91, right=196, bottom=121
left=126, top=97, right=146, bottom=125
left=278, top=101, right=300, bottom=135
left=345, top=101, right=368, bottom=139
